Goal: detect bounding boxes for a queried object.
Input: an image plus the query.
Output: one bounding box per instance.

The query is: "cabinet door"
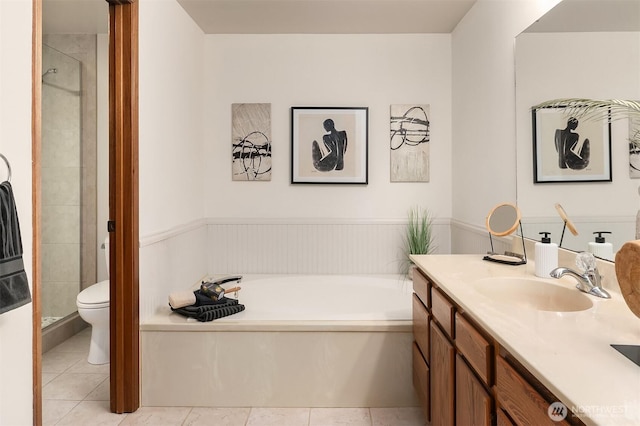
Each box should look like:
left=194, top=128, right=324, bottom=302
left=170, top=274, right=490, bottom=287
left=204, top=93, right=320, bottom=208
left=430, top=321, right=455, bottom=426
left=456, top=354, right=492, bottom=426
left=412, top=342, right=430, bottom=423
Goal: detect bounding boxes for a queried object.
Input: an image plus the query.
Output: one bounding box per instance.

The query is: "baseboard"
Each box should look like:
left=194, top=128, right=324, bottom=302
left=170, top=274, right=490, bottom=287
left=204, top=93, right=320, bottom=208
left=42, top=313, right=88, bottom=353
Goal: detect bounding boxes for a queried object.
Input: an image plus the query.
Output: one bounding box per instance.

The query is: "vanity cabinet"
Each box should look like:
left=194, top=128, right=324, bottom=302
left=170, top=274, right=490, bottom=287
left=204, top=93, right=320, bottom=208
left=412, top=267, right=493, bottom=426
left=412, top=267, right=583, bottom=426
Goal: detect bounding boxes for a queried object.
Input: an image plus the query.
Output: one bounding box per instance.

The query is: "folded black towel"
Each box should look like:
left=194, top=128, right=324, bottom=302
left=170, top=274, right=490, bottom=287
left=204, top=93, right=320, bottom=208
left=0, top=181, right=31, bottom=315
left=171, top=298, right=245, bottom=322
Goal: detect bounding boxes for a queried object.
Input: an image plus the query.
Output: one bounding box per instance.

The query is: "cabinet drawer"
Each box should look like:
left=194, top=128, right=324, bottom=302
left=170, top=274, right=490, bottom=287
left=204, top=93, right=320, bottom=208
left=431, top=286, right=455, bottom=338
left=412, top=294, right=430, bottom=361
left=455, top=312, right=492, bottom=386
left=412, top=342, right=430, bottom=423
left=412, top=267, right=431, bottom=308
left=496, top=356, right=570, bottom=426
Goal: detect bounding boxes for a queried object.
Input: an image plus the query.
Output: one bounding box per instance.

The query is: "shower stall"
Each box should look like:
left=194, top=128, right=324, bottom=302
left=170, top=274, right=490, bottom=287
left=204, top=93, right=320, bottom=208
left=41, top=39, right=98, bottom=340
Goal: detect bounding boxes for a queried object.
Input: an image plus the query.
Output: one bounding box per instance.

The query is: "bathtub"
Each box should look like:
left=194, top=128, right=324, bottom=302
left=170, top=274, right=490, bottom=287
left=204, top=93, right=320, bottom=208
left=141, top=274, right=417, bottom=408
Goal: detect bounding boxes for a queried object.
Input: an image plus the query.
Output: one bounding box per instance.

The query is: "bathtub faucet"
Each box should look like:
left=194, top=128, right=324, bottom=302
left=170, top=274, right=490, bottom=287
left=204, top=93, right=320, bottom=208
left=210, top=275, right=243, bottom=286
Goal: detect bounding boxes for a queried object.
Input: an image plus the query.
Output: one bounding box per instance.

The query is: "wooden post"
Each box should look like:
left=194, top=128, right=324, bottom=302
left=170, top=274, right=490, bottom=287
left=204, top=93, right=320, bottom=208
left=107, top=0, right=139, bottom=414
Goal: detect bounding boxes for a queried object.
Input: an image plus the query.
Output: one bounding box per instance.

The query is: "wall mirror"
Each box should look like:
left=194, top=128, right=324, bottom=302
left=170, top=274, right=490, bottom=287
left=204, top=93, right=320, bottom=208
left=515, top=0, right=640, bottom=260
left=483, top=202, right=527, bottom=265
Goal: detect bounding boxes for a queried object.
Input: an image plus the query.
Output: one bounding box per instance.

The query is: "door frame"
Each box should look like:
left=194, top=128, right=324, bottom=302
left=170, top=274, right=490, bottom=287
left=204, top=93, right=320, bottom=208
left=31, top=0, right=140, bottom=421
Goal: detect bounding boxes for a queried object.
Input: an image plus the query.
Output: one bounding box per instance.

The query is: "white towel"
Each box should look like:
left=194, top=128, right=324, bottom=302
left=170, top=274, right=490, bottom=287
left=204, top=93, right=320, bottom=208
left=168, top=290, right=196, bottom=309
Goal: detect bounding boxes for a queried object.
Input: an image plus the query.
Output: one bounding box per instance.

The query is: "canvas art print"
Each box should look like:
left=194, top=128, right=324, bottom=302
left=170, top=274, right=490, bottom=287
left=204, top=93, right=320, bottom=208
left=232, top=103, right=272, bottom=181
left=390, top=104, right=430, bottom=182
left=291, top=107, right=368, bottom=184
left=532, top=106, right=612, bottom=183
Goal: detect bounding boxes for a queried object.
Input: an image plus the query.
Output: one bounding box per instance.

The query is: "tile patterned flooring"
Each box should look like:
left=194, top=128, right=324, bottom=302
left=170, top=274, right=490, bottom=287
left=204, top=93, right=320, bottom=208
left=43, top=329, right=426, bottom=425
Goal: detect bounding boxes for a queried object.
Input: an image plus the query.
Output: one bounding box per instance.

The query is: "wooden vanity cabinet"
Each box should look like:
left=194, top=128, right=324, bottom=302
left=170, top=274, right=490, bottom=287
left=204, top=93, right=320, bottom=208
left=412, top=267, right=493, bottom=426
left=412, top=267, right=584, bottom=426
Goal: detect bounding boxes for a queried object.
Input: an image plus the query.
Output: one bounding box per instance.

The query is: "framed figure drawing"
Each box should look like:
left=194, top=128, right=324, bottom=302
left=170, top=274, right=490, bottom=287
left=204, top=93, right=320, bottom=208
left=291, top=107, right=368, bottom=184
left=532, top=106, right=612, bottom=183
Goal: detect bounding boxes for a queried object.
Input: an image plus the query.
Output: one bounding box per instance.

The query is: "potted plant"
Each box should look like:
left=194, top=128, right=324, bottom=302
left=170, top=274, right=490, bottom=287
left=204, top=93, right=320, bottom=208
left=402, top=206, right=435, bottom=278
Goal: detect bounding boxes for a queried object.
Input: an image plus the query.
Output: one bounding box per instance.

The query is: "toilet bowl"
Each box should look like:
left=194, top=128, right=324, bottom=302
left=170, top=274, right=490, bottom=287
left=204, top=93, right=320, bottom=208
left=76, top=237, right=110, bottom=365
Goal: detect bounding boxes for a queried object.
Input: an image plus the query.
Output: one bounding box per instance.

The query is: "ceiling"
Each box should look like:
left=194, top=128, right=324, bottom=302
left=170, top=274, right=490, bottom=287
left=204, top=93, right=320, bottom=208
left=524, top=0, right=640, bottom=33
left=41, top=0, right=640, bottom=37
left=176, top=0, right=477, bottom=34
left=43, top=0, right=476, bottom=34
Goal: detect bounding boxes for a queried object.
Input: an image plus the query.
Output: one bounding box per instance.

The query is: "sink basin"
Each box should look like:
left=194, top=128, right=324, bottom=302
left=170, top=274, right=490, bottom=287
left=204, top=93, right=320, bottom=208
left=474, top=277, right=593, bottom=312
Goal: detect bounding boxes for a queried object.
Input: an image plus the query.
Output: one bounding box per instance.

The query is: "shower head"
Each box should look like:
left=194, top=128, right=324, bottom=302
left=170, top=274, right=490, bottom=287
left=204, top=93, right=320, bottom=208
left=42, top=68, right=57, bottom=79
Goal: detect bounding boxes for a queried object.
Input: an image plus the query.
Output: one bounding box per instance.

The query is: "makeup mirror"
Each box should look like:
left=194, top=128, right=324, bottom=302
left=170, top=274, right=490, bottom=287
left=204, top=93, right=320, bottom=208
left=483, top=203, right=527, bottom=265
left=555, top=203, right=578, bottom=247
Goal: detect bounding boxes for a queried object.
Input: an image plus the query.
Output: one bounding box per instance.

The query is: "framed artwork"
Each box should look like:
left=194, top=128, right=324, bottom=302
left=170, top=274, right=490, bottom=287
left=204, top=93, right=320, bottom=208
left=390, top=104, right=430, bottom=182
left=532, top=106, right=612, bottom=183
left=291, top=107, right=368, bottom=184
left=232, top=103, right=272, bottom=181
left=629, top=117, right=640, bottom=178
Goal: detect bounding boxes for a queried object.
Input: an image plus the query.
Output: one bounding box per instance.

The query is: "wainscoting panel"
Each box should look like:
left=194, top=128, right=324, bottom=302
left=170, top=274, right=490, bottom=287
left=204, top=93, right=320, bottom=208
left=207, top=219, right=451, bottom=275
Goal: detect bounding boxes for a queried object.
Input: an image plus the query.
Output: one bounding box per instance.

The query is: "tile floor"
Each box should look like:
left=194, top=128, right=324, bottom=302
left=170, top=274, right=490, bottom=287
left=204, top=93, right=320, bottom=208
left=43, top=329, right=426, bottom=425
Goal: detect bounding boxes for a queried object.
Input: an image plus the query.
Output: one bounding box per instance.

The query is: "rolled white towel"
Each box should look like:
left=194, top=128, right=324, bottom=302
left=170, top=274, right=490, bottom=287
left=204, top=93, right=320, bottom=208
left=168, top=290, right=196, bottom=309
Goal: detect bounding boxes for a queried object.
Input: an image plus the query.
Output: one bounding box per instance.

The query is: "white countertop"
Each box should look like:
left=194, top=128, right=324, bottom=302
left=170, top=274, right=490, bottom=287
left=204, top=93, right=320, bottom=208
left=411, top=254, right=640, bottom=426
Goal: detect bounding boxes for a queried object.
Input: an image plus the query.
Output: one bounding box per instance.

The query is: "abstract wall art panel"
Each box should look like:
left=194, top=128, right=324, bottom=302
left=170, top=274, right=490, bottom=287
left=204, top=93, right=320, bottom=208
left=390, top=104, right=430, bottom=182
left=232, top=103, right=272, bottom=181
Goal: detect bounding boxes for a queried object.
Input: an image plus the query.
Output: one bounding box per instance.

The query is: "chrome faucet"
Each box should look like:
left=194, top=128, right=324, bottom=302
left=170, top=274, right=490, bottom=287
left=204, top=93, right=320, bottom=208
left=549, top=252, right=610, bottom=299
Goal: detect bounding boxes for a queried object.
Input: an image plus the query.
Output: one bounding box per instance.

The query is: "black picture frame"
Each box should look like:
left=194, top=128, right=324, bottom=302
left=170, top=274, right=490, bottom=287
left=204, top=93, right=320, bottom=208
left=532, top=105, right=612, bottom=183
left=291, top=107, right=368, bottom=184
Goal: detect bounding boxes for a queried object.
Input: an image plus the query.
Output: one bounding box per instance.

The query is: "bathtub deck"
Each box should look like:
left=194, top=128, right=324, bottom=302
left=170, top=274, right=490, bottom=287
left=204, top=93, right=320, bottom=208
left=141, top=306, right=417, bottom=408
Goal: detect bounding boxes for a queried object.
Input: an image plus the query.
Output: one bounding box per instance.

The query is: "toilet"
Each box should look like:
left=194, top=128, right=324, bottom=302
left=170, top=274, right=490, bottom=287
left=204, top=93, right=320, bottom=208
left=76, top=236, right=110, bottom=365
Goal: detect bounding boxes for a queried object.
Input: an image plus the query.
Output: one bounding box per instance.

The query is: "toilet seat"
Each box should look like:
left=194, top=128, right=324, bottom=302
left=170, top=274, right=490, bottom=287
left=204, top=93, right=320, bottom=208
left=77, top=280, right=110, bottom=309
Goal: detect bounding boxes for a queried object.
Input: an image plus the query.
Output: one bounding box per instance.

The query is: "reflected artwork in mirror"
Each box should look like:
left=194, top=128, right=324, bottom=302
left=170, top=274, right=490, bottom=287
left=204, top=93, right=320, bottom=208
left=515, top=0, right=640, bottom=258
left=483, top=202, right=527, bottom=265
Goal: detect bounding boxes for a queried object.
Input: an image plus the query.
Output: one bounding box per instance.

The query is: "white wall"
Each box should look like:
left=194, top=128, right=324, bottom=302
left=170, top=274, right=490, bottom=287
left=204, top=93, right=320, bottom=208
left=138, top=0, right=206, bottom=237
left=450, top=0, right=560, bottom=253
left=203, top=34, right=452, bottom=221
left=0, top=1, right=34, bottom=424
left=138, top=0, right=209, bottom=319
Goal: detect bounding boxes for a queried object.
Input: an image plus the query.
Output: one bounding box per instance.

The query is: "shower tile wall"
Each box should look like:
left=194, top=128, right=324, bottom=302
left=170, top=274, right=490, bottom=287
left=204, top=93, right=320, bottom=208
left=42, top=35, right=98, bottom=323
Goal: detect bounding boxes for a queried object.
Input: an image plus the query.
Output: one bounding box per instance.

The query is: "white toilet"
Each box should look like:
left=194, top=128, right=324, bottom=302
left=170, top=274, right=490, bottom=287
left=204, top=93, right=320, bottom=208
left=76, top=236, right=110, bottom=365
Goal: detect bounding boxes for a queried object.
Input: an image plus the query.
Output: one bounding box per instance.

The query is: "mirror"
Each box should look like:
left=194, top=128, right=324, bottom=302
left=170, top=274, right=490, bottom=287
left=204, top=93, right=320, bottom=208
left=515, top=0, right=640, bottom=260
left=486, top=202, right=521, bottom=237
left=554, top=203, right=578, bottom=247
left=483, top=203, right=527, bottom=265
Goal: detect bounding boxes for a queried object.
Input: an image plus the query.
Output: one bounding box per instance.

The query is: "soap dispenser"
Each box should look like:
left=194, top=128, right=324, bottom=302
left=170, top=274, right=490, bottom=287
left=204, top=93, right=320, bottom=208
left=588, top=231, right=613, bottom=260
left=535, top=232, right=558, bottom=278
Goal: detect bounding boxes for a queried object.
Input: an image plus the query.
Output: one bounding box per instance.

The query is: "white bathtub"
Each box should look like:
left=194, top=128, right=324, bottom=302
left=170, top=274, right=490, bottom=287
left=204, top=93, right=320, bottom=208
left=217, top=274, right=413, bottom=321
left=141, top=274, right=417, bottom=408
